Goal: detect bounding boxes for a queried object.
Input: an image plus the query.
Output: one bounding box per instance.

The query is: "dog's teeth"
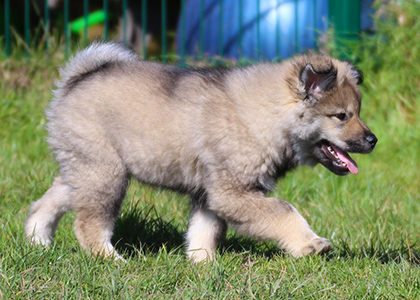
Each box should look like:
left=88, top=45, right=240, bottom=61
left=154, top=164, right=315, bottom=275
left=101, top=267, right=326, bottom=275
left=327, top=145, right=339, bottom=159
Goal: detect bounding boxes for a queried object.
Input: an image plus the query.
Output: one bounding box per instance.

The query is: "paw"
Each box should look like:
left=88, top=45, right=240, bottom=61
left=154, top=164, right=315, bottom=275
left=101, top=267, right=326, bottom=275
left=186, top=248, right=216, bottom=263
left=292, top=237, right=332, bottom=257
left=25, top=219, right=53, bottom=246
left=88, top=242, right=126, bottom=262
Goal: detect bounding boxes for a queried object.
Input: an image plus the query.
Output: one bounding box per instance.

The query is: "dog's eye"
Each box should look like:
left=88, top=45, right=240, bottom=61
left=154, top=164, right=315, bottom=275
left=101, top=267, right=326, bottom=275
left=335, top=113, right=347, bottom=121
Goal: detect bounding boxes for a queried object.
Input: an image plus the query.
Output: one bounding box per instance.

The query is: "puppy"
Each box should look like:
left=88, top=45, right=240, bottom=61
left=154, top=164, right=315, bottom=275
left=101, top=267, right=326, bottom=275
left=26, top=42, right=377, bottom=262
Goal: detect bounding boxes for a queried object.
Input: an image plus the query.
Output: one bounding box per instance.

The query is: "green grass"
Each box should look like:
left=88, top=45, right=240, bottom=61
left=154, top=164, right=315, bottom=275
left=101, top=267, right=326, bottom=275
left=2, top=3, right=420, bottom=298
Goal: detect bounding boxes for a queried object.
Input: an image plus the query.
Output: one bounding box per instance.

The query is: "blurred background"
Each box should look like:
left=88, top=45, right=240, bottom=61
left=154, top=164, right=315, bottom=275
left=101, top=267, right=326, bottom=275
left=1, top=3, right=420, bottom=298
left=0, top=0, right=377, bottom=62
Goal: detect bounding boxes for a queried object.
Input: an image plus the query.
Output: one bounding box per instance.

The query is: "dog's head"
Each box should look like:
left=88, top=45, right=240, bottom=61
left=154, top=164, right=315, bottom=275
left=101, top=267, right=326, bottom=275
left=289, top=55, right=377, bottom=176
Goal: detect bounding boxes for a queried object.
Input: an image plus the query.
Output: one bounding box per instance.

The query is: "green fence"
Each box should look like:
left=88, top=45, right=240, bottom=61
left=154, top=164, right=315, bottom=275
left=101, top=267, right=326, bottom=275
left=1, top=0, right=371, bottom=62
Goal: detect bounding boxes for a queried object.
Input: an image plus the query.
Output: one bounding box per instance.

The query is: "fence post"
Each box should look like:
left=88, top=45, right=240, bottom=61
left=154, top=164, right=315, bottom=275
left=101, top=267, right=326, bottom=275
left=64, top=0, right=70, bottom=57
left=103, top=0, right=109, bottom=40
left=238, top=0, right=243, bottom=59
left=83, top=0, right=88, bottom=46
left=257, top=0, right=260, bottom=60
left=25, top=0, right=30, bottom=57
left=218, top=0, right=223, bottom=58
left=141, top=0, right=147, bottom=59
left=328, top=0, right=361, bottom=58
left=45, top=0, right=50, bottom=53
left=180, top=0, right=186, bottom=66
left=294, top=0, right=299, bottom=53
left=199, top=0, right=204, bottom=60
left=5, top=0, right=10, bottom=56
left=161, top=0, right=167, bottom=63
left=122, top=0, right=128, bottom=45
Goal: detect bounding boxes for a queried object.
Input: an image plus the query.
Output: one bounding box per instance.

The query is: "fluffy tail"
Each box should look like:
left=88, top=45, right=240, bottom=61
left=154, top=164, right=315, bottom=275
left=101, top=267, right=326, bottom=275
left=58, top=42, right=138, bottom=87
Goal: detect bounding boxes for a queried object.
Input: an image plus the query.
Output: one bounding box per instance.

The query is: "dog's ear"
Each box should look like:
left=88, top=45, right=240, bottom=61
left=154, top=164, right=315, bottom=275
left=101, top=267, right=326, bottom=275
left=300, top=64, right=337, bottom=103
left=350, top=66, right=364, bottom=85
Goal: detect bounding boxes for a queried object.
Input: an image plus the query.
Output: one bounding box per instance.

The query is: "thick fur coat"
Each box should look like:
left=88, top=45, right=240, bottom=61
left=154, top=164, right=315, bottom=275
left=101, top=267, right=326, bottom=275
left=26, top=43, right=377, bottom=261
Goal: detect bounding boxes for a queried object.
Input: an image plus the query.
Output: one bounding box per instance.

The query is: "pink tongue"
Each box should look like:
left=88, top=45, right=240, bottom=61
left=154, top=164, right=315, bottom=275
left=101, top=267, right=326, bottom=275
left=331, top=144, right=359, bottom=175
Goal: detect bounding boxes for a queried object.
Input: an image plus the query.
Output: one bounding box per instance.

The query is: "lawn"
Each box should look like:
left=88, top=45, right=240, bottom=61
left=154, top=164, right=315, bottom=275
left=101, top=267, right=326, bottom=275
left=1, top=2, right=420, bottom=298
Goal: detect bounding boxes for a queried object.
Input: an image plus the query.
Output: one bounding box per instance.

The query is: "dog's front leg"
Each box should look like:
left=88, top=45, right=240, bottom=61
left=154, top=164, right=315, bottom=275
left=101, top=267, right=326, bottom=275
left=207, top=188, right=331, bottom=257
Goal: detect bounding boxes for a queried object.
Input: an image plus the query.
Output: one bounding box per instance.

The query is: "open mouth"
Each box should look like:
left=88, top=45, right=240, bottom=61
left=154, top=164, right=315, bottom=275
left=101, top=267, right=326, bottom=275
left=321, top=142, right=359, bottom=175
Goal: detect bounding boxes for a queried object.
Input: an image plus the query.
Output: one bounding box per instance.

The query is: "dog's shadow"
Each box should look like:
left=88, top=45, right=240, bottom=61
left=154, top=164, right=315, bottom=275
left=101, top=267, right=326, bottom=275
left=112, top=208, right=420, bottom=265
left=112, top=208, right=185, bottom=256
left=112, top=207, right=279, bottom=259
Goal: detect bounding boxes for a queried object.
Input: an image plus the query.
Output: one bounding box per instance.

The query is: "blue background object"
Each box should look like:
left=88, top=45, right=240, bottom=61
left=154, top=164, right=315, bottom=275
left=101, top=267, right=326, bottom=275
left=176, top=0, right=329, bottom=61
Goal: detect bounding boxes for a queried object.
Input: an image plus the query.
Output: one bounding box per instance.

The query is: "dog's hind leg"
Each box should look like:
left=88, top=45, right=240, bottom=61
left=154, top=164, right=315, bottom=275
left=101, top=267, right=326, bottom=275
left=70, top=162, right=128, bottom=259
left=25, top=176, right=72, bottom=245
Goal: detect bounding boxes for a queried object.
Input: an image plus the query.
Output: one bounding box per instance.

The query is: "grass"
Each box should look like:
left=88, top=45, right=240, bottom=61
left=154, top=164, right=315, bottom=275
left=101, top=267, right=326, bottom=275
left=2, top=3, right=420, bottom=299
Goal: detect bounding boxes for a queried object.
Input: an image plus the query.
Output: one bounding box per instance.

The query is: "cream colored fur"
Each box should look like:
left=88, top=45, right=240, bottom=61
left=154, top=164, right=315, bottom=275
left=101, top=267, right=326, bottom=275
left=26, top=42, right=376, bottom=261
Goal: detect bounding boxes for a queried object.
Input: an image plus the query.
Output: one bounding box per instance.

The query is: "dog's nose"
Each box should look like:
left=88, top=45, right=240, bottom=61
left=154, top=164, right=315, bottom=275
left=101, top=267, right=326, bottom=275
left=366, top=133, right=377, bottom=148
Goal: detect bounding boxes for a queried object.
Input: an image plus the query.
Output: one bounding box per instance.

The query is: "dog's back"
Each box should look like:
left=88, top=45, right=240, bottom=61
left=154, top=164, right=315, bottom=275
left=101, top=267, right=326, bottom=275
left=48, top=43, right=296, bottom=192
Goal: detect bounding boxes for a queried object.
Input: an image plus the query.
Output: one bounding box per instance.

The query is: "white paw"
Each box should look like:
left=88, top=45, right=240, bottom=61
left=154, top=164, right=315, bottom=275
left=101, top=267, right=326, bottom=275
left=292, top=237, right=332, bottom=257
left=25, top=219, right=53, bottom=246
left=186, top=248, right=215, bottom=263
